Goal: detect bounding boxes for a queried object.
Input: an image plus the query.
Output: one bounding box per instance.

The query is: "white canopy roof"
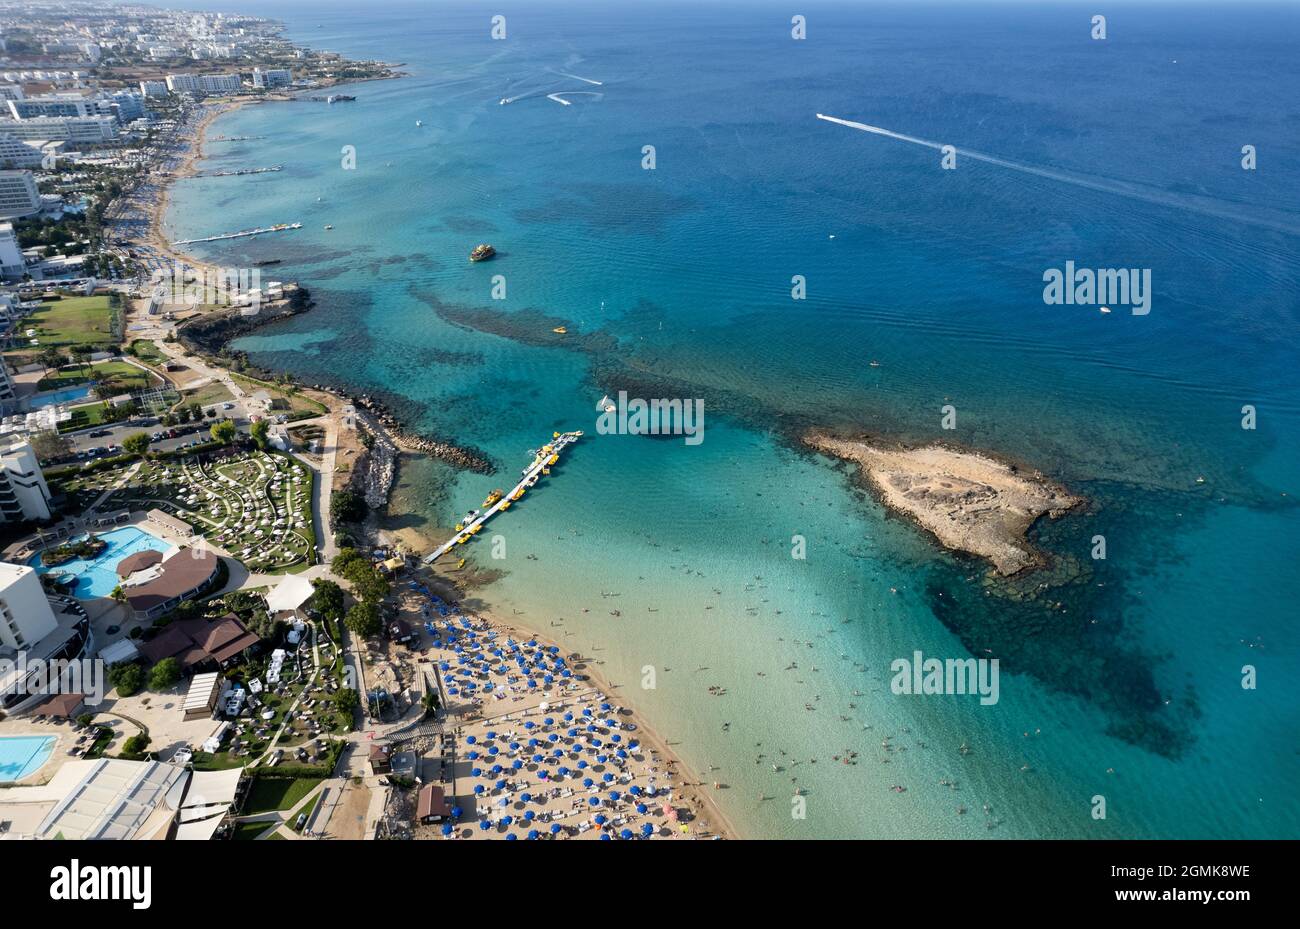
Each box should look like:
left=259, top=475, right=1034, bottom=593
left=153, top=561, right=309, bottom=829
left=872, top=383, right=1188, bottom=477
left=265, top=574, right=315, bottom=614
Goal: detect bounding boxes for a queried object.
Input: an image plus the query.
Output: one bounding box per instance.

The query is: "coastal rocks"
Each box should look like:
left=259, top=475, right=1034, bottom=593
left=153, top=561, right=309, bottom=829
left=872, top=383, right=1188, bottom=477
left=345, top=394, right=494, bottom=474
left=175, top=285, right=312, bottom=357
left=806, top=431, right=1084, bottom=576
left=354, top=423, right=397, bottom=509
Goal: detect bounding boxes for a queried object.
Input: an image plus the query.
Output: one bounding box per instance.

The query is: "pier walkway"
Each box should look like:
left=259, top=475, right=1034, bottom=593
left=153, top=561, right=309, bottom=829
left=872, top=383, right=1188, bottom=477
left=424, top=431, right=582, bottom=563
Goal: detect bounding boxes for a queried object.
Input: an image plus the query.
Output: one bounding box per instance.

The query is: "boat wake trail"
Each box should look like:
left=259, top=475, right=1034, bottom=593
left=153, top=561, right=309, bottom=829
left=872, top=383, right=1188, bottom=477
left=547, top=91, right=603, bottom=106
left=816, top=113, right=1299, bottom=236
left=549, top=69, right=604, bottom=86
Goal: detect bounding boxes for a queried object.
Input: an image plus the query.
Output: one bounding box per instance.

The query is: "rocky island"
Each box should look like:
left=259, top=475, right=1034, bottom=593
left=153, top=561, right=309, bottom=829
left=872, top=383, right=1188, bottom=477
left=806, top=431, right=1083, bottom=576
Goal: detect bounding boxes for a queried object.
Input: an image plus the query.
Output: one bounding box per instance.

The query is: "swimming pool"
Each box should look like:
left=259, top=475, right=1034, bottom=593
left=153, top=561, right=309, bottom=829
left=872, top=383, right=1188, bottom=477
left=27, top=384, right=93, bottom=410
left=0, top=735, right=56, bottom=782
left=30, top=526, right=172, bottom=599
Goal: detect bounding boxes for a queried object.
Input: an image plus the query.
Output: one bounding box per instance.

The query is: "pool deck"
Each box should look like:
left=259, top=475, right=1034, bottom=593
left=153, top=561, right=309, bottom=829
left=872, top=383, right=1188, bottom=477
left=0, top=727, right=67, bottom=786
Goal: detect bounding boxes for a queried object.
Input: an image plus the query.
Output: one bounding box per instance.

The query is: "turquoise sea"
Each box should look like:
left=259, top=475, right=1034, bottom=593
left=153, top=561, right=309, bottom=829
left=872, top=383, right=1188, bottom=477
left=165, top=1, right=1300, bottom=839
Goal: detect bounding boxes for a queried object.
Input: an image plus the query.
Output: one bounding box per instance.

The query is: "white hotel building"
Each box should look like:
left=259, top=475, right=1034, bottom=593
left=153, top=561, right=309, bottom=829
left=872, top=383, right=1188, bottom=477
left=0, top=169, right=40, bottom=220
left=0, top=440, right=52, bottom=523
left=0, top=562, right=57, bottom=652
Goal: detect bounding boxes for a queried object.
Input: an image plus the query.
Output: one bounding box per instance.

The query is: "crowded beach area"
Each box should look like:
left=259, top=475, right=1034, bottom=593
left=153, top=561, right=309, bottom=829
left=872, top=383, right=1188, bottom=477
left=389, top=579, right=732, bottom=840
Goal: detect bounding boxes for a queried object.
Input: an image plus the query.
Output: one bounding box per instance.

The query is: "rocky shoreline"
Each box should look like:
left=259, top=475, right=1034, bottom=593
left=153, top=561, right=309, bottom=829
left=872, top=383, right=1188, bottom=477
left=346, top=395, right=495, bottom=474
left=806, top=430, right=1084, bottom=576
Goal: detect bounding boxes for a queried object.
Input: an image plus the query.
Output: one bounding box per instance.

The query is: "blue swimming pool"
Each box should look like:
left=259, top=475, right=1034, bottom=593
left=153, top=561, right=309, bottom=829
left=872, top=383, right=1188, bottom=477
left=0, top=735, right=56, bottom=782
left=31, top=526, right=172, bottom=599
left=28, top=384, right=93, bottom=409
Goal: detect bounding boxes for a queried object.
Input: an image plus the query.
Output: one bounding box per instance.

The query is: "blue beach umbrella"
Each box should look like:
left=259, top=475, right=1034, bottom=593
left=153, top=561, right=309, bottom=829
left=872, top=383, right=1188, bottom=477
left=441, top=824, right=453, bottom=836
left=641, top=824, right=654, bottom=837
left=550, top=823, right=561, bottom=834
left=620, top=828, right=633, bottom=840
left=505, top=833, right=517, bottom=841
left=528, top=829, right=540, bottom=840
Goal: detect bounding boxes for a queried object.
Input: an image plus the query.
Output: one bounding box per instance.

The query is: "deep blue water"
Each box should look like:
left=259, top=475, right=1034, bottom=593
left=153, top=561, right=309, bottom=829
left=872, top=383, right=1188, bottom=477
left=166, top=1, right=1300, bottom=838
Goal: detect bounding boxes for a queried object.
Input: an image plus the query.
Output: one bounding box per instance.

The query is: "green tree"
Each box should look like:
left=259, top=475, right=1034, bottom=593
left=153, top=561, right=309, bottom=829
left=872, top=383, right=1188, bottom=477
left=309, top=578, right=345, bottom=621
left=332, top=687, right=359, bottom=714
left=344, top=602, right=381, bottom=638
left=210, top=419, right=237, bottom=444
left=29, top=430, right=72, bottom=463
left=352, top=571, right=390, bottom=604
left=147, top=657, right=181, bottom=691
left=329, top=489, right=364, bottom=527
left=109, top=662, right=144, bottom=698
left=122, top=432, right=151, bottom=456
left=250, top=419, right=270, bottom=450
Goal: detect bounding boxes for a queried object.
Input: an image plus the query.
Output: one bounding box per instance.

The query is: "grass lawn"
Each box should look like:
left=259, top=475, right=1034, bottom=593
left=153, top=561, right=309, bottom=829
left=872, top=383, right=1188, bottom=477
left=244, top=776, right=324, bottom=815
left=191, top=751, right=249, bottom=771
left=38, top=360, right=156, bottom=392
left=231, top=819, right=277, bottom=841
left=17, top=295, right=116, bottom=348
left=180, top=380, right=235, bottom=408
left=128, top=339, right=168, bottom=365
left=291, top=791, right=324, bottom=831
left=57, top=402, right=113, bottom=433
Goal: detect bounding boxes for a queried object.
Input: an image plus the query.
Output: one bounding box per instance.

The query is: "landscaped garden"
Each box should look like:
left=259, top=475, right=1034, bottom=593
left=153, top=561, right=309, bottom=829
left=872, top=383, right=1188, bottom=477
left=126, top=451, right=314, bottom=572
left=37, top=359, right=157, bottom=393
left=56, top=449, right=317, bottom=573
